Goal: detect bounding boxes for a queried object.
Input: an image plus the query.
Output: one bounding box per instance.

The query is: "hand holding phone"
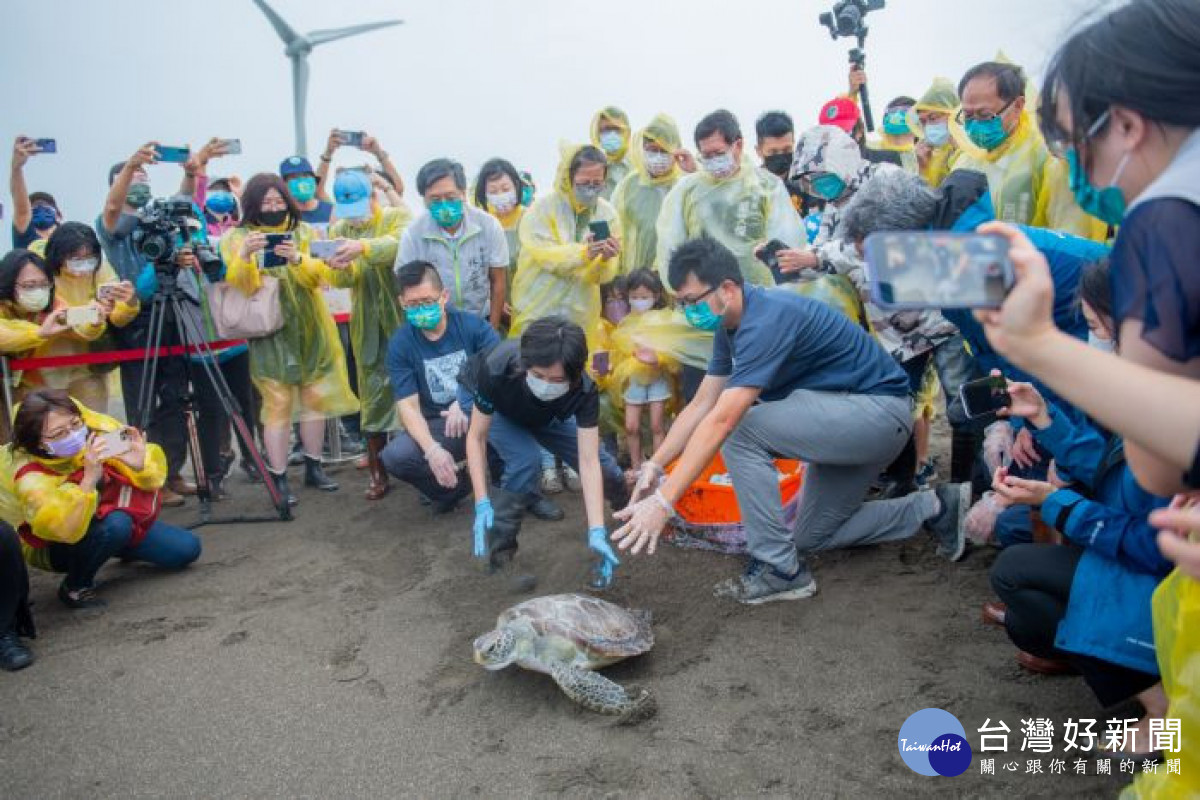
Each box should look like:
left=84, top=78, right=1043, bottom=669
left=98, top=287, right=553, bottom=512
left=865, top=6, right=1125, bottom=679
left=263, top=233, right=293, bottom=268
left=33, top=138, right=56, bottom=154
left=588, top=220, right=611, bottom=241
left=959, top=375, right=1011, bottom=419
left=309, top=239, right=340, bottom=261
left=156, top=145, right=191, bottom=163
left=217, top=138, right=242, bottom=155
left=863, top=231, right=1015, bottom=310
left=99, top=429, right=133, bottom=458
left=65, top=305, right=103, bottom=327
left=337, top=130, right=365, bottom=148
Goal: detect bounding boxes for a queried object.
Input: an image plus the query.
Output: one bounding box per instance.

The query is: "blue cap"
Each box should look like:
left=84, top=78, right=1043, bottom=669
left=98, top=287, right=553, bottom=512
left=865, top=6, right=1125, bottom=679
left=333, top=170, right=372, bottom=219
left=279, top=155, right=315, bottom=178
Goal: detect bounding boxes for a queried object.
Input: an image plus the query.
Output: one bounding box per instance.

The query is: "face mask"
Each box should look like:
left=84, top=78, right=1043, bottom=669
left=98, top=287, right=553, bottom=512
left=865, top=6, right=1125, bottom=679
left=206, top=191, right=237, bottom=215
left=1067, top=148, right=1130, bottom=227
left=487, top=190, right=518, bottom=214
left=287, top=177, right=317, bottom=203
left=259, top=209, right=288, bottom=227
left=16, top=287, right=50, bottom=313
left=923, top=121, right=950, bottom=148
left=405, top=303, right=443, bottom=330
left=30, top=205, right=58, bottom=231
left=882, top=109, right=911, bottom=136
left=64, top=257, right=99, bottom=276
left=763, top=153, right=793, bottom=178
left=629, top=297, right=655, bottom=313
left=1088, top=332, right=1116, bottom=353
left=683, top=297, right=722, bottom=331
left=526, top=373, right=570, bottom=402
left=126, top=183, right=152, bottom=209
left=702, top=152, right=736, bottom=179
left=44, top=425, right=88, bottom=458
left=603, top=298, right=630, bottom=324
left=598, top=130, right=624, bottom=155
left=965, top=116, right=1009, bottom=151
left=810, top=174, right=847, bottom=201
left=521, top=185, right=534, bottom=206
left=430, top=198, right=465, bottom=228
left=644, top=150, right=673, bottom=177
left=573, top=185, right=602, bottom=207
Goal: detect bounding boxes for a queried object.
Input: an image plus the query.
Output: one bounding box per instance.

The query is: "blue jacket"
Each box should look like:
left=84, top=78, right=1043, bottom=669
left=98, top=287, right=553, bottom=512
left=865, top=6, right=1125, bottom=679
left=1032, top=404, right=1172, bottom=675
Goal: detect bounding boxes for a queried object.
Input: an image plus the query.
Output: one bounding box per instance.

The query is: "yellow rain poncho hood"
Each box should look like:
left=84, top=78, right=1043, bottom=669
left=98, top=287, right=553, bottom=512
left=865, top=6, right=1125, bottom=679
left=510, top=143, right=622, bottom=346
left=591, top=107, right=633, bottom=199
left=904, top=77, right=961, bottom=187
left=611, top=113, right=683, bottom=275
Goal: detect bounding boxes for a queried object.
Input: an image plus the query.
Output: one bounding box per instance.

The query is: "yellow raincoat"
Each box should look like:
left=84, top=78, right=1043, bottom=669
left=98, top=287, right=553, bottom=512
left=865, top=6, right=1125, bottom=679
left=605, top=308, right=712, bottom=414
left=908, top=77, right=961, bottom=188
left=219, top=221, right=359, bottom=426
left=774, top=274, right=870, bottom=329
left=1036, top=156, right=1111, bottom=243
left=327, top=205, right=411, bottom=433
left=483, top=204, right=525, bottom=315
left=510, top=144, right=622, bottom=348
left=656, top=156, right=803, bottom=288
left=0, top=260, right=138, bottom=408
left=11, top=398, right=166, bottom=570
left=591, top=107, right=634, bottom=199
left=610, top=114, right=684, bottom=276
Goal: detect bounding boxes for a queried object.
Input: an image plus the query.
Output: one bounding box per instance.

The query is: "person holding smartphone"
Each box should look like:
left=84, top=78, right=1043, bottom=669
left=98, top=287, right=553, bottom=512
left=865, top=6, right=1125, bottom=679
left=10, top=136, right=61, bottom=249
left=8, top=389, right=201, bottom=610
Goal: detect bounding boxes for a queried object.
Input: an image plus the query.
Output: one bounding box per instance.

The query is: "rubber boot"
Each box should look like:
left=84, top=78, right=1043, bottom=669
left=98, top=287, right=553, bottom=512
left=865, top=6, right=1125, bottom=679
left=270, top=469, right=298, bottom=507
left=303, top=455, right=339, bottom=492
left=365, top=434, right=390, bottom=501
left=950, top=428, right=978, bottom=485
left=488, top=487, right=526, bottom=572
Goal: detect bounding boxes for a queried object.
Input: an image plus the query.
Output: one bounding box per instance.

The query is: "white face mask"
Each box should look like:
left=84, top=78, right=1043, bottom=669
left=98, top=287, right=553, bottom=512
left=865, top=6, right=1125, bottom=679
left=64, top=257, right=99, bottom=276
left=487, top=190, right=518, bottom=214
left=16, top=287, right=50, bottom=313
left=702, top=152, right=736, bottom=178
left=644, top=151, right=673, bottom=177
left=629, top=297, right=655, bottom=313
left=526, top=372, right=570, bottom=402
left=1087, top=332, right=1116, bottom=353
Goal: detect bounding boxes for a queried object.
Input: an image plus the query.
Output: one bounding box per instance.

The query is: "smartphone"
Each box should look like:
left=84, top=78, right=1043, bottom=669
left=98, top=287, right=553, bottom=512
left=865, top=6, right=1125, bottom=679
left=755, top=239, right=796, bottom=284
left=65, top=306, right=102, bottom=327
left=34, top=138, right=57, bottom=154
left=156, top=145, right=191, bottom=163
left=591, top=351, right=611, bottom=376
left=959, top=375, right=1012, bottom=419
left=97, top=281, right=122, bottom=302
left=337, top=130, right=365, bottom=148
left=263, top=233, right=292, bottom=268
left=863, top=231, right=1015, bottom=310
left=217, top=138, right=242, bottom=155
left=100, top=429, right=132, bottom=458
left=310, top=239, right=340, bottom=260
left=588, top=220, right=611, bottom=241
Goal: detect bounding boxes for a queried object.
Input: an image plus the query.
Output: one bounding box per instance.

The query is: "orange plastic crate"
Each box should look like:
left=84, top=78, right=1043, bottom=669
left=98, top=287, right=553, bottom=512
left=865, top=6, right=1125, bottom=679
left=667, top=453, right=805, bottom=525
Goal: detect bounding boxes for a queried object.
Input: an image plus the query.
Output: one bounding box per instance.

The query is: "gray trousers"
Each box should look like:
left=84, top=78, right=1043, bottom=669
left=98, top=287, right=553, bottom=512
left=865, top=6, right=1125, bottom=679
left=722, top=389, right=939, bottom=574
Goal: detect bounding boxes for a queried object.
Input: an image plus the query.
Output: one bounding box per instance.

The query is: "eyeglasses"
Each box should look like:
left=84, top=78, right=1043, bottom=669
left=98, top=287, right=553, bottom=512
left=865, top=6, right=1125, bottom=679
left=676, top=287, right=717, bottom=308
left=43, top=417, right=84, bottom=443
left=1046, top=109, right=1111, bottom=158
left=956, top=99, right=1016, bottom=125
left=574, top=182, right=604, bottom=191
left=403, top=297, right=441, bottom=309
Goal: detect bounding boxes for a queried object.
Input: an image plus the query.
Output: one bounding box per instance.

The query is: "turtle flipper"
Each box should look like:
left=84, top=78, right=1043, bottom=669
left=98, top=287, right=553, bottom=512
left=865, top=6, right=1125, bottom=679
left=549, top=663, right=656, bottom=723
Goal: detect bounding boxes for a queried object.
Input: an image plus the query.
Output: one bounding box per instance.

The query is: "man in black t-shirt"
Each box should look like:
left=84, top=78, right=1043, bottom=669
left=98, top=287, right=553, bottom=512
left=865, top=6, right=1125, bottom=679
left=460, top=317, right=627, bottom=588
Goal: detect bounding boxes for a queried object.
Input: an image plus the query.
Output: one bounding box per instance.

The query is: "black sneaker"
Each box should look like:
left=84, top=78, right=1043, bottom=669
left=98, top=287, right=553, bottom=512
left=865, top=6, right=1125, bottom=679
left=927, top=483, right=970, bottom=562
left=58, top=581, right=106, bottom=610
left=713, top=558, right=818, bottom=605
left=0, top=630, right=33, bottom=671
left=526, top=495, right=565, bottom=521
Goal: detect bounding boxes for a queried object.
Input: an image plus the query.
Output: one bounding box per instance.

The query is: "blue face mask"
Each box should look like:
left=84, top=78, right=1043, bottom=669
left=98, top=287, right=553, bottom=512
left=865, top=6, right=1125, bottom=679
left=598, top=130, right=624, bottom=155
left=287, top=176, right=317, bottom=203
left=206, top=191, right=237, bottom=215
left=923, top=121, right=950, bottom=147
left=810, top=173, right=847, bottom=201
left=521, top=185, right=534, bottom=206
left=882, top=109, right=911, bottom=136
left=683, top=297, right=722, bottom=331
left=430, top=198, right=464, bottom=228
left=30, top=205, right=58, bottom=230
left=965, top=117, right=1009, bottom=151
left=405, top=302, right=443, bottom=330
left=1066, top=148, right=1130, bottom=227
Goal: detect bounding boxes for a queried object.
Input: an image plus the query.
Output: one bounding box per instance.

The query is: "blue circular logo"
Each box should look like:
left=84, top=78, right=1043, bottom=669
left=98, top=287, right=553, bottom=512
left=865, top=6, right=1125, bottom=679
left=898, top=708, right=972, bottom=777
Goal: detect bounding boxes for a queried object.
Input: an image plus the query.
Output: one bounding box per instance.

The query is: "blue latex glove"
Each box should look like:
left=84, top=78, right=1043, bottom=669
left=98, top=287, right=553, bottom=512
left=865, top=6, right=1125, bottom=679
left=587, top=526, right=620, bottom=589
left=473, top=499, right=493, bottom=558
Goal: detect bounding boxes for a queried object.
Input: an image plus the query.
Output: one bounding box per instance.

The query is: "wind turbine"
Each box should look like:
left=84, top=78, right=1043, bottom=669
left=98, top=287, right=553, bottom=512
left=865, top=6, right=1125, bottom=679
left=251, top=0, right=403, bottom=157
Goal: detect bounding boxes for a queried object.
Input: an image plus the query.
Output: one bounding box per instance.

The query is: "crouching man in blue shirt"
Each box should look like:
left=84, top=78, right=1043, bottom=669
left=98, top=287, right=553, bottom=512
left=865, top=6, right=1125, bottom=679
left=613, top=236, right=972, bottom=604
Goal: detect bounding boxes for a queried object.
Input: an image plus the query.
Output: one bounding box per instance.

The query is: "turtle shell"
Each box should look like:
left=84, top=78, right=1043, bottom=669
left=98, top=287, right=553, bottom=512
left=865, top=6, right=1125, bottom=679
left=498, top=593, right=653, bottom=659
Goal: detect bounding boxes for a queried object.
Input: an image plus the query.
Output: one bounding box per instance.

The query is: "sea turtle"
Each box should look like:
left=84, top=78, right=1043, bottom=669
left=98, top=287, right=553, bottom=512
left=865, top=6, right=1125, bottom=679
left=473, top=593, right=656, bottom=722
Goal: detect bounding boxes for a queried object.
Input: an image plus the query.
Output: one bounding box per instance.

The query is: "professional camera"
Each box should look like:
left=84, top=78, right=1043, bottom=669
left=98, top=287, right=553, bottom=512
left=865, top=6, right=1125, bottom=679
left=819, top=0, right=885, bottom=46
left=132, top=197, right=221, bottom=276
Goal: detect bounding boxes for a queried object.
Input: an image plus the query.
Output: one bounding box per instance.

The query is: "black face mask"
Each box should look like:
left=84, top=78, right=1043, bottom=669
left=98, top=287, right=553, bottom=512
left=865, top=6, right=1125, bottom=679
left=763, top=152, right=793, bottom=178
left=259, top=209, right=288, bottom=227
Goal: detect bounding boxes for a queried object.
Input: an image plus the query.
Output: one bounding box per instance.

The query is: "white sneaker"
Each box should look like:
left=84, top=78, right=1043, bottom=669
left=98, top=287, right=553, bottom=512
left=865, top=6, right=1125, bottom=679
left=540, top=466, right=564, bottom=494
left=562, top=464, right=582, bottom=492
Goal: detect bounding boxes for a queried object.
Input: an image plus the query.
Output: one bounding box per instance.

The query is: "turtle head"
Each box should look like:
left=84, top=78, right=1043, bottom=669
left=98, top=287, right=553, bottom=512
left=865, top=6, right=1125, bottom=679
left=473, top=627, right=518, bottom=670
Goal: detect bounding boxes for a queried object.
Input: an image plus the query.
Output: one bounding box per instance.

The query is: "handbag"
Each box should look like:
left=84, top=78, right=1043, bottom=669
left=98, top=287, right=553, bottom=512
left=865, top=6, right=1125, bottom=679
left=205, top=275, right=283, bottom=339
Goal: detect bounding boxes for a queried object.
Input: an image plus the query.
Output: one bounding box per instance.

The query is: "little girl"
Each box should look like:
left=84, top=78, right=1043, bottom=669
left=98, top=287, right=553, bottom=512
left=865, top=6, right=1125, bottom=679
left=620, top=269, right=670, bottom=469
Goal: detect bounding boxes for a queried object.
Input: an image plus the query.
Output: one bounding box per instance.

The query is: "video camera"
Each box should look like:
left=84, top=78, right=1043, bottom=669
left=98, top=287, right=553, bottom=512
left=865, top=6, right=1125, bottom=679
left=819, top=0, right=885, bottom=47
left=132, top=197, right=221, bottom=277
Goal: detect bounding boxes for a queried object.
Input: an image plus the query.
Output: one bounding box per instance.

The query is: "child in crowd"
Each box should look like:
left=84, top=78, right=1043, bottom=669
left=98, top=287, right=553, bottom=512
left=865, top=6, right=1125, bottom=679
left=615, top=269, right=672, bottom=470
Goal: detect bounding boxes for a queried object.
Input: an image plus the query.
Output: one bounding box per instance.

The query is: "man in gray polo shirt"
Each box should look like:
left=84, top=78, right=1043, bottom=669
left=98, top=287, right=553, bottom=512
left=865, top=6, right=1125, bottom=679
left=396, top=159, right=508, bottom=329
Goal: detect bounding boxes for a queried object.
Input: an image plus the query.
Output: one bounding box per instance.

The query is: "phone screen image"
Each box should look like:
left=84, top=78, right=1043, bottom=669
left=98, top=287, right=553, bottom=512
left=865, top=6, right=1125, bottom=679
left=339, top=130, right=365, bottom=148
left=588, top=220, right=611, bottom=241
left=156, top=145, right=191, bottom=163
left=65, top=306, right=102, bottom=327
left=865, top=232, right=1013, bottom=310
left=960, top=375, right=1011, bottom=419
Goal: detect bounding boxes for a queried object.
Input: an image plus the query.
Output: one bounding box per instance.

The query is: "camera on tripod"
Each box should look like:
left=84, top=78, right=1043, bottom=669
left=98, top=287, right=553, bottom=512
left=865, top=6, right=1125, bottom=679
left=819, top=0, right=885, bottom=46
left=132, top=197, right=221, bottom=276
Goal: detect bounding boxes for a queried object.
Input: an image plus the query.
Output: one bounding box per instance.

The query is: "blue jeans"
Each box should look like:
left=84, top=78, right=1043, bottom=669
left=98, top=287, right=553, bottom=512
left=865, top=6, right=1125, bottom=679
left=489, top=413, right=623, bottom=497
left=47, top=511, right=202, bottom=590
